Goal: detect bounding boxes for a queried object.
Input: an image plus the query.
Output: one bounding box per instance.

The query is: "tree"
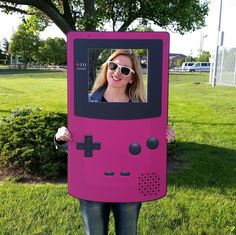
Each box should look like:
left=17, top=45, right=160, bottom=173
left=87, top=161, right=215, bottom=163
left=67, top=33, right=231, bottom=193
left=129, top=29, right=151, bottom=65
left=9, top=22, right=40, bottom=67
left=176, top=57, right=186, bottom=68
left=0, top=48, right=5, bottom=64
left=184, top=56, right=196, bottom=62
left=22, top=14, right=49, bottom=32
left=0, top=0, right=209, bottom=83
left=0, top=0, right=209, bottom=33
left=197, top=51, right=210, bottom=62
left=1, top=38, right=10, bottom=64
left=34, top=37, right=66, bottom=65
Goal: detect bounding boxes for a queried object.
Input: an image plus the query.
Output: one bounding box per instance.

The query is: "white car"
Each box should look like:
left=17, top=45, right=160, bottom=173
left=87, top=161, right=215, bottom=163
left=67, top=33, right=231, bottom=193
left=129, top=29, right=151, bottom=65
left=182, top=62, right=211, bottom=72
left=182, top=62, right=195, bottom=71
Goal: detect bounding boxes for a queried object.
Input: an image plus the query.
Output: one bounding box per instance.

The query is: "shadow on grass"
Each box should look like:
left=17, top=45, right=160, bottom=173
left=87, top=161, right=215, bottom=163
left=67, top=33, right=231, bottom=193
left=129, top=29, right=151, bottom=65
left=0, top=85, right=25, bottom=94
left=0, top=69, right=65, bottom=75
left=170, top=120, right=236, bottom=126
left=168, top=141, right=236, bottom=189
left=169, top=72, right=208, bottom=76
left=0, top=109, right=11, bottom=114
left=1, top=140, right=235, bottom=189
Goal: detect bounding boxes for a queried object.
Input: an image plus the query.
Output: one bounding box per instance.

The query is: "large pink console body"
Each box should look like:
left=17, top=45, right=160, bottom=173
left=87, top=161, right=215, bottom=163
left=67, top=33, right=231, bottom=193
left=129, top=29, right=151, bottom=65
left=67, top=32, right=169, bottom=202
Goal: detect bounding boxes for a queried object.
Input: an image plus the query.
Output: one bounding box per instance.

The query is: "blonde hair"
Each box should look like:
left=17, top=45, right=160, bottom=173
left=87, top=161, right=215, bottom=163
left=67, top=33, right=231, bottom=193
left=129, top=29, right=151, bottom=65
left=91, top=49, right=146, bottom=102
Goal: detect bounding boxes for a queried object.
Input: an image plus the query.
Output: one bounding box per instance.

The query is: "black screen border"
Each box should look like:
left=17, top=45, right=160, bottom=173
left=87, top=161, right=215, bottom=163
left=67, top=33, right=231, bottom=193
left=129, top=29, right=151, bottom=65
left=74, top=39, right=163, bottom=120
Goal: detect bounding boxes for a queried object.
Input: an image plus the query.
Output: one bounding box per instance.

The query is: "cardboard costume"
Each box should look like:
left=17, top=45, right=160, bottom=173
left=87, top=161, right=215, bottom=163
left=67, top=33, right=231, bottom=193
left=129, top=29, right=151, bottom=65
left=67, top=32, right=169, bottom=202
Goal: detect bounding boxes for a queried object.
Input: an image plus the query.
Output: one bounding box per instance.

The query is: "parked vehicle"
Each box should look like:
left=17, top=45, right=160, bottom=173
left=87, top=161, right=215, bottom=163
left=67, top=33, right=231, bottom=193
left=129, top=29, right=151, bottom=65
left=182, top=62, right=211, bottom=72
left=182, top=62, right=195, bottom=71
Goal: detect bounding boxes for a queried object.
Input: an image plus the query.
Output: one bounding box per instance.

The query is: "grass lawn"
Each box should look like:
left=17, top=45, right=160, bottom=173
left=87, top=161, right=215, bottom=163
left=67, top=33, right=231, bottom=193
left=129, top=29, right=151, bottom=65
left=0, top=71, right=236, bottom=234
left=0, top=70, right=67, bottom=116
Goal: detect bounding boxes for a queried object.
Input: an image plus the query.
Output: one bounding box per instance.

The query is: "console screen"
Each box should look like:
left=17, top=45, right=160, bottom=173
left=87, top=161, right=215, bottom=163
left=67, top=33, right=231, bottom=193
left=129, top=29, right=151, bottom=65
left=73, top=39, right=163, bottom=120
left=88, top=48, right=148, bottom=103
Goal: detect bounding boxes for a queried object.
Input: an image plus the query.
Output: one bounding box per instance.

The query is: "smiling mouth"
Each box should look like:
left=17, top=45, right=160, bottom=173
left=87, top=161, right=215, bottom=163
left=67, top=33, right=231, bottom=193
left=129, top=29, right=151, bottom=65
left=112, top=76, right=121, bottom=81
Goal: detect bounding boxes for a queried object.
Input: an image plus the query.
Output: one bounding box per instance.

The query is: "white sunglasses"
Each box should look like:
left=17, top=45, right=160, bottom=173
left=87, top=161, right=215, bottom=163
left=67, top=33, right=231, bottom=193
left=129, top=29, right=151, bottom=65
left=107, top=61, right=135, bottom=76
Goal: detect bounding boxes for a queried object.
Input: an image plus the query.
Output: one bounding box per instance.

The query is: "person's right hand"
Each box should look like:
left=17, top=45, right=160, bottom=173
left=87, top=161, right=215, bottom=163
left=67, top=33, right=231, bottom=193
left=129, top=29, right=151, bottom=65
left=55, top=126, right=72, bottom=142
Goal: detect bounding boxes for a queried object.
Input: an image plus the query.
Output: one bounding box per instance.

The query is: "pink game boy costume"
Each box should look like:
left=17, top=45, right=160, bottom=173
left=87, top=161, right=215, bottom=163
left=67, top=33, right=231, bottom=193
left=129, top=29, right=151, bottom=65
left=67, top=32, right=169, bottom=202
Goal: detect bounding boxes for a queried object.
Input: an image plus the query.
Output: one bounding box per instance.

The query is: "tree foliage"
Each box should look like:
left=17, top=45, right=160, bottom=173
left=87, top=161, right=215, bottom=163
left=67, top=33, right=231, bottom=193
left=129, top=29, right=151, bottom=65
left=198, top=51, right=210, bottom=62
left=0, top=0, right=209, bottom=34
left=1, top=38, right=9, bottom=55
left=0, top=48, right=5, bottom=61
left=34, top=37, right=66, bottom=65
left=22, top=14, right=49, bottom=32
left=176, top=57, right=186, bottom=68
left=9, top=22, right=40, bottom=65
left=0, top=38, right=9, bottom=64
left=8, top=17, right=66, bottom=66
left=185, top=56, right=196, bottom=62
left=1, top=0, right=209, bottom=83
left=175, top=51, right=211, bottom=68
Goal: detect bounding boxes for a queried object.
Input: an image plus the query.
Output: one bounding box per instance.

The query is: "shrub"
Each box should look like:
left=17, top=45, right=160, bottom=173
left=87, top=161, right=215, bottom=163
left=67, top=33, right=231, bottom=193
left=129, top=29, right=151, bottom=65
left=0, top=106, right=67, bottom=179
left=0, top=106, right=176, bottom=179
left=167, top=141, right=177, bottom=157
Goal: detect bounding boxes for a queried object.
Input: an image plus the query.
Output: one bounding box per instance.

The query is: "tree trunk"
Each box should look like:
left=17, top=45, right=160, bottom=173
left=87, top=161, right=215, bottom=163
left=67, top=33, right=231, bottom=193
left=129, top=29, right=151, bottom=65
left=83, top=0, right=98, bottom=88
left=88, top=49, right=100, bottom=90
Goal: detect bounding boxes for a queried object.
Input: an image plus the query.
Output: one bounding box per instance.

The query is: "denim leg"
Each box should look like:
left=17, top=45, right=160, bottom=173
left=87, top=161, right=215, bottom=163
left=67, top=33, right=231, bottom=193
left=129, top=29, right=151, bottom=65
left=79, top=199, right=111, bottom=235
left=112, top=202, right=142, bottom=235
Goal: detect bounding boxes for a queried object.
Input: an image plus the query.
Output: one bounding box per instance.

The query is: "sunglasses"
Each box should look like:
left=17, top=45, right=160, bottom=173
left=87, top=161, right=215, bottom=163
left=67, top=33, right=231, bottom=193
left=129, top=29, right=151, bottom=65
left=107, top=61, right=135, bottom=76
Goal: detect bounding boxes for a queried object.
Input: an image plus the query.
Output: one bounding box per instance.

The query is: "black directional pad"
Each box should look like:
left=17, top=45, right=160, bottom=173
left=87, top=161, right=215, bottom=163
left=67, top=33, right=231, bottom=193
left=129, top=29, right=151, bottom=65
left=76, top=135, right=101, bottom=157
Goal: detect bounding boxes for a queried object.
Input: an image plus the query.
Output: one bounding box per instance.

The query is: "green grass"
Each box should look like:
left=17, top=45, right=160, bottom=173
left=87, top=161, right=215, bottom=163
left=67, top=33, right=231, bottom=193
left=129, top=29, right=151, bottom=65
left=0, top=71, right=67, bottom=116
left=0, top=71, right=236, bottom=234
left=0, top=183, right=84, bottom=234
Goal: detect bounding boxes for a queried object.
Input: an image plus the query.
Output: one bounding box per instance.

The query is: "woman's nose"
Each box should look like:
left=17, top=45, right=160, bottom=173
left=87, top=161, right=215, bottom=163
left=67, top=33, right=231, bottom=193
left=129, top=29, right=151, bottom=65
left=114, top=67, right=121, bottom=75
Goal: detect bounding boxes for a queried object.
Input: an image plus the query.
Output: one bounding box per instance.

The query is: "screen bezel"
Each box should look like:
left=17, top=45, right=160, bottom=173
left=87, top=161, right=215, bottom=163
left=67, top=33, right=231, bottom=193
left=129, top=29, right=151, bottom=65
left=74, top=39, right=163, bottom=120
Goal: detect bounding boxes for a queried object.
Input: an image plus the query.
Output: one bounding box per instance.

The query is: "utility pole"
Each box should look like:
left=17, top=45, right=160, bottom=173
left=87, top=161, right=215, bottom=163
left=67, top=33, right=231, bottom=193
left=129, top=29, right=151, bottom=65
left=198, top=32, right=207, bottom=59
left=212, top=0, right=223, bottom=87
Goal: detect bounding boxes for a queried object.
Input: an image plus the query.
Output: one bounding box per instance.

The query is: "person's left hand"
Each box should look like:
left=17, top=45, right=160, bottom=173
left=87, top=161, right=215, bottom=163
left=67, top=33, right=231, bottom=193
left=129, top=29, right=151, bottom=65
left=166, top=126, right=175, bottom=143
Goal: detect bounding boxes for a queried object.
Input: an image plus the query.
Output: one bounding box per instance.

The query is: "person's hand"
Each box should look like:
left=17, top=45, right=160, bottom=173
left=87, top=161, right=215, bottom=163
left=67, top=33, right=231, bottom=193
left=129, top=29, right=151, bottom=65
left=166, top=126, right=175, bottom=143
left=55, top=126, right=72, bottom=142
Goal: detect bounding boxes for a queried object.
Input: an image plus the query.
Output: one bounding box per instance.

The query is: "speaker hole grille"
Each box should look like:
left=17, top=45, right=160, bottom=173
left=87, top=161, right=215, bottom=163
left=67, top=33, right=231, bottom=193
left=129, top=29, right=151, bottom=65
left=138, top=172, right=161, bottom=196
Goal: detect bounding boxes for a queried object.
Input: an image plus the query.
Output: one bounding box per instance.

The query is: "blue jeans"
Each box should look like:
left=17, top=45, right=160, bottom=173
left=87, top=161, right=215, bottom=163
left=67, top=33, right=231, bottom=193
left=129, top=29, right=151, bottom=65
left=79, top=199, right=142, bottom=235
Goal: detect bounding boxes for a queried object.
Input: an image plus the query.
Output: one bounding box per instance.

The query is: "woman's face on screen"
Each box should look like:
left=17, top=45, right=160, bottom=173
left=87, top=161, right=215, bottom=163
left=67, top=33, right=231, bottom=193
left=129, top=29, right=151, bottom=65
left=106, top=55, right=134, bottom=90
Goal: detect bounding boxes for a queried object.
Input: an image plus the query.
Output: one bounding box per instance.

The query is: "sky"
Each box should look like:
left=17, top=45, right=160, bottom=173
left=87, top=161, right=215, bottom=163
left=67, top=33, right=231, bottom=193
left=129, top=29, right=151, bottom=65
left=0, top=0, right=236, bottom=57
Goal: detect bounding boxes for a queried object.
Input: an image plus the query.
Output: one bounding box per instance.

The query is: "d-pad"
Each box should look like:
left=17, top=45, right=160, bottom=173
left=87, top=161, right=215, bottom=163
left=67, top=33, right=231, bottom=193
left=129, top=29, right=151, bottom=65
left=76, top=135, right=101, bottom=157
